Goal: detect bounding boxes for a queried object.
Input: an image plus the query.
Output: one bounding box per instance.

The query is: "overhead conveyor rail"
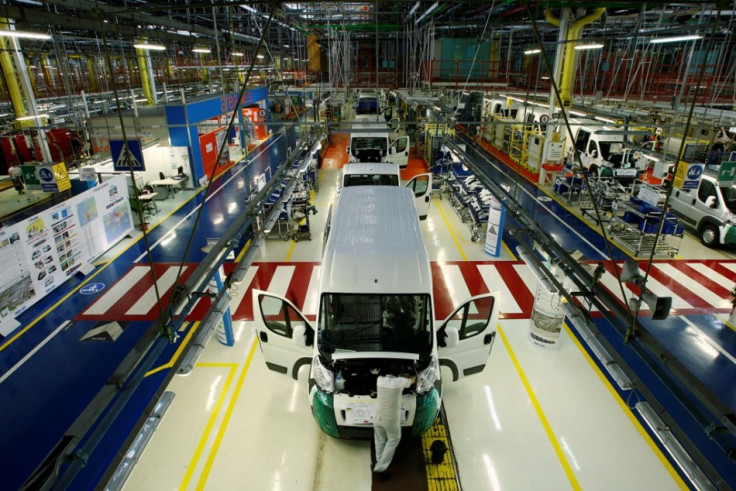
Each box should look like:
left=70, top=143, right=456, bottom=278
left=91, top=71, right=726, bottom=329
left=445, top=134, right=736, bottom=489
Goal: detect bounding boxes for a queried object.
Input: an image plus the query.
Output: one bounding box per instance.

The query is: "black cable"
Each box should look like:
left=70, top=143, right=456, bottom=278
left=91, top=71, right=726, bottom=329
left=92, top=0, right=165, bottom=324
left=162, top=6, right=277, bottom=341
left=524, top=5, right=644, bottom=332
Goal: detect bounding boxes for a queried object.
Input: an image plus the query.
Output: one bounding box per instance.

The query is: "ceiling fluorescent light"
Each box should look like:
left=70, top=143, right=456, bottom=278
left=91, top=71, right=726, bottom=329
left=415, top=1, right=439, bottom=25
left=0, top=30, right=51, bottom=40
left=256, top=54, right=265, bottom=59
left=16, top=114, right=49, bottom=121
left=524, top=49, right=541, bottom=55
left=650, top=34, right=702, bottom=44
left=193, top=48, right=211, bottom=54
left=134, top=43, right=166, bottom=51
left=408, top=1, right=420, bottom=17
left=232, top=52, right=244, bottom=57
left=575, top=43, right=604, bottom=50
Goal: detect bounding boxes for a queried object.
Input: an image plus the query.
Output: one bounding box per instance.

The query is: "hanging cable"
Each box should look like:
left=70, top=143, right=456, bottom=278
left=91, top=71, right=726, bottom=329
left=524, top=4, right=635, bottom=322
left=160, top=7, right=278, bottom=340
left=92, top=0, right=165, bottom=331
left=636, top=7, right=723, bottom=339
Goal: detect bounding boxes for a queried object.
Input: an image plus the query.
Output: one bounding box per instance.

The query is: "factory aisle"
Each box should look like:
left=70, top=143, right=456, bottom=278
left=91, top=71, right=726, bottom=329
left=124, top=164, right=686, bottom=490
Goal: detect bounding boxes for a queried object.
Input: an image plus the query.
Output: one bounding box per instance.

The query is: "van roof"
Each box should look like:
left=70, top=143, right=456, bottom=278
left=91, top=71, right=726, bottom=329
left=321, top=186, right=431, bottom=294
left=342, top=162, right=400, bottom=176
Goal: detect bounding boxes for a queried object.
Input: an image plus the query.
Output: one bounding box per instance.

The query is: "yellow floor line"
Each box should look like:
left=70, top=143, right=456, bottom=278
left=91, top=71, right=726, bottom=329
left=434, top=197, right=467, bottom=261
left=284, top=239, right=297, bottom=262
left=180, top=362, right=238, bottom=490
left=195, top=338, right=259, bottom=489
left=497, top=325, right=581, bottom=489
left=144, top=322, right=200, bottom=377
left=422, top=415, right=459, bottom=491
left=563, top=323, right=688, bottom=489
left=234, top=238, right=252, bottom=263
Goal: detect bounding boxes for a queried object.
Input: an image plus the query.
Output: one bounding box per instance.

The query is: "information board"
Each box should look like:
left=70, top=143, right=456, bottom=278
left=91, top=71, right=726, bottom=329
left=0, top=174, right=133, bottom=336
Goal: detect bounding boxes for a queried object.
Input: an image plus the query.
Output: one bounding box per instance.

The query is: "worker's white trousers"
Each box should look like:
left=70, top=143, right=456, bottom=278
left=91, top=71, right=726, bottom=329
left=373, top=414, right=401, bottom=472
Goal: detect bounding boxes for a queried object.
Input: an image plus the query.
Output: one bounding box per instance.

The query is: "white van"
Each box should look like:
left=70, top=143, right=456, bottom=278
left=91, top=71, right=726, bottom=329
left=252, top=186, right=498, bottom=438
left=668, top=169, right=736, bottom=247
left=340, top=162, right=432, bottom=219
left=347, top=118, right=410, bottom=168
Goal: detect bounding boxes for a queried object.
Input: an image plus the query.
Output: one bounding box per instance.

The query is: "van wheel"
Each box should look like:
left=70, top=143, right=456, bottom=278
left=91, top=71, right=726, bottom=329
left=700, top=224, right=719, bottom=247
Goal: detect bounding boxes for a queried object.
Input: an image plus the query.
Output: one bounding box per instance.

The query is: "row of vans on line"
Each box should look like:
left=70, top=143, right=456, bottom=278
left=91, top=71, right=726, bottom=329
left=252, top=185, right=499, bottom=438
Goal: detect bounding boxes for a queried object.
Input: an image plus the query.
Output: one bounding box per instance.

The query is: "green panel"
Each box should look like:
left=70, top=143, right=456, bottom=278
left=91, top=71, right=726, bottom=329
left=724, top=223, right=736, bottom=246
left=411, top=388, right=440, bottom=436
left=438, top=39, right=490, bottom=80
left=311, top=391, right=341, bottom=438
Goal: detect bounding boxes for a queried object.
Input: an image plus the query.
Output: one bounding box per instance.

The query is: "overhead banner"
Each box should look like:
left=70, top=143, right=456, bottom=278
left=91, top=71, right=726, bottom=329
left=0, top=174, right=133, bottom=337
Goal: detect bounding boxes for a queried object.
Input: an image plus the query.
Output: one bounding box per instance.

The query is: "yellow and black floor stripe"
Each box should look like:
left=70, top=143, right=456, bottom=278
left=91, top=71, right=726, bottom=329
left=422, top=406, right=461, bottom=491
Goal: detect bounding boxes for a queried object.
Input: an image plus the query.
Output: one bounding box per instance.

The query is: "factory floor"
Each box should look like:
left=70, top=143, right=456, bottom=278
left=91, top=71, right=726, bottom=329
left=121, top=143, right=734, bottom=489
left=1, top=132, right=735, bottom=490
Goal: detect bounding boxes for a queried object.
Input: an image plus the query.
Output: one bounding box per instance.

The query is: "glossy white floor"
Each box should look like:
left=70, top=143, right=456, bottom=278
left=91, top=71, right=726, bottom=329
left=124, top=168, right=689, bottom=490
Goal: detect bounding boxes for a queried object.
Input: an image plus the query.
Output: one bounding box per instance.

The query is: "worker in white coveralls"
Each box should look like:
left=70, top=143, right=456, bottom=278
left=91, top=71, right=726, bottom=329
left=373, top=363, right=415, bottom=474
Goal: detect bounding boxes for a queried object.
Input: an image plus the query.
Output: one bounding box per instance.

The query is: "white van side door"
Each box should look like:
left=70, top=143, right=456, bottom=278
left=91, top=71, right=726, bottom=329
left=388, top=135, right=410, bottom=168
left=405, top=173, right=432, bottom=220
left=252, top=289, right=314, bottom=379
left=437, top=293, right=499, bottom=382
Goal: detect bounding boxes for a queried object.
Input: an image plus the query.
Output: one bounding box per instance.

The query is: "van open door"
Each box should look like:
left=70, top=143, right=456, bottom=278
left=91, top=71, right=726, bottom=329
left=252, top=289, right=314, bottom=379
left=388, top=135, right=410, bottom=168
left=405, top=173, right=432, bottom=220
left=437, top=293, right=498, bottom=382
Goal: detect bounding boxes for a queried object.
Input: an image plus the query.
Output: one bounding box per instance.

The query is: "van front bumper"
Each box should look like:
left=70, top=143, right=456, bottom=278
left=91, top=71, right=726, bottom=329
left=310, top=388, right=441, bottom=438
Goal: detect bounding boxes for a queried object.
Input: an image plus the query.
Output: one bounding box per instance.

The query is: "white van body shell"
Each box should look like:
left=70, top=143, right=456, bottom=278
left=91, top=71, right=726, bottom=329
left=252, top=186, right=498, bottom=438
left=668, top=170, right=736, bottom=247
left=339, top=163, right=432, bottom=219
left=348, top=117, right=410, bottom=168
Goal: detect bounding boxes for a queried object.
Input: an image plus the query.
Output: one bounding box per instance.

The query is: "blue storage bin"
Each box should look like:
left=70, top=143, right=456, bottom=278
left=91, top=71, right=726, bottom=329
left=622, top=211, right=642, bottom=225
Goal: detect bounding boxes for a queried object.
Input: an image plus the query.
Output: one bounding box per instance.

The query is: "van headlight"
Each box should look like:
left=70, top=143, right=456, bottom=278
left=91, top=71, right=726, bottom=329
left=311, top=356, right=334, bottom=393
left=416, top=356, right=439, bottom=395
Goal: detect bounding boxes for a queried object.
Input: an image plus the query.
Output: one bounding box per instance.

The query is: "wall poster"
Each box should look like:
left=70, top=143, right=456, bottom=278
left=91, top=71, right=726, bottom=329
left=0, top=174, right=133, bottom=337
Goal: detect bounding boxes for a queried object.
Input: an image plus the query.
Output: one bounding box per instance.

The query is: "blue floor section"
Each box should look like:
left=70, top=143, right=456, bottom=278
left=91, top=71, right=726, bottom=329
left=0, top=129, right=295, bottom=490
left=0, top=129, right=734, bottom=488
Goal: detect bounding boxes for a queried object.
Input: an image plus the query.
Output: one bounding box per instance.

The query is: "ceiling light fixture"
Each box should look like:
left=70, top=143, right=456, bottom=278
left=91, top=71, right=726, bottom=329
left=650, top=34, right=703, bottom=44
left=16, top=114, right=49, bottom=121
left=574, top=43, right=604, bottom=50
left=232, top=52, right=244, bottom=57
left=408, top=2, right=420, bottom=17
left=133, top=43, right=166, bottom=51
left=193, top=48, right=211, bottom=54
left=524, top=49, right=541, bottom=55
left=415, top=1, right=439, bottom=25
left=0, top=30, right=51, bottom=40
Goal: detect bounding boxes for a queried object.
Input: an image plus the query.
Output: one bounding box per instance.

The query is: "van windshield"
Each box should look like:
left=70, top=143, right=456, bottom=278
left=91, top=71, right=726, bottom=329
left=722, top=184, right=736, bottom=213
left=318, top=293, right=432, bottom=355
left=350, top=137, right=387, bottom=162
left=343, top=174, right=399, bottom=187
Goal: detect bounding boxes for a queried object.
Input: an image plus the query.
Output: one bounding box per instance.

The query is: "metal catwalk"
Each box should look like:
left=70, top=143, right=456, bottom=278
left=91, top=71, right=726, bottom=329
left=0, top=135, right=734, bottom=489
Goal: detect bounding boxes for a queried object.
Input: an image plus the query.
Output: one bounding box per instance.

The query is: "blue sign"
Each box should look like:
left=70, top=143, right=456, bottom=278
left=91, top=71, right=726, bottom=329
left=683, top=163, right=704, bottom=190
left=38, top=167, right=53, bottom=181
left=80, top=283, right=106, bottom=295
left=111, top=139, right=145, bottom=171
